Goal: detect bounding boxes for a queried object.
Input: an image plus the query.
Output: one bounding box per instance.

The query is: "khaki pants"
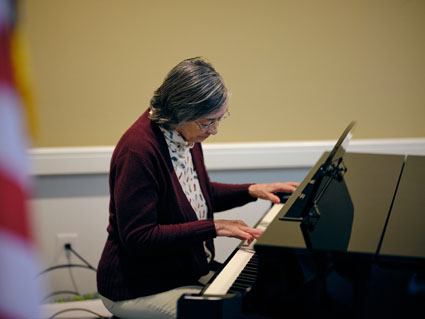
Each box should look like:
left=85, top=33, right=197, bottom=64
left=100, top=285, right=202, bottom=319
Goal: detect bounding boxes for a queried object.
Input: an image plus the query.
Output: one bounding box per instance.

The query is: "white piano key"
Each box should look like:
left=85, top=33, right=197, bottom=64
left=204, top=249, right=253, bottom=295
left=256, top=203, right=283, bottom=230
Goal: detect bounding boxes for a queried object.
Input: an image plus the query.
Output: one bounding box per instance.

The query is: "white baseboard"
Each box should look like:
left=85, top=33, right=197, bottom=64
left=29, top=138, right=425, bottom=175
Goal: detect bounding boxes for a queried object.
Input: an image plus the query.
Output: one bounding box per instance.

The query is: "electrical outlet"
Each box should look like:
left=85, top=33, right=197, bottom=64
left=55, top=233, right=79, bottom=264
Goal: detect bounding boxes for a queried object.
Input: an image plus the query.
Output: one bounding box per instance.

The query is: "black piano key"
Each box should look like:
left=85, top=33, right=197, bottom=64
left=230, top=285, right=248, bottom=292
left=230, top=281, right=251, bottom=291
left=227, top=252, right=260, bottom=294
left=237, top=272, right=257, bottom=280
left=234, top=277, right=253, bottom=285
left=241, top=268, right=257, bottom=275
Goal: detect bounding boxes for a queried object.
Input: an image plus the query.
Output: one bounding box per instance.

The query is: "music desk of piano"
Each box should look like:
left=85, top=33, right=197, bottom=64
left=178, top=153, right=425, bottom=318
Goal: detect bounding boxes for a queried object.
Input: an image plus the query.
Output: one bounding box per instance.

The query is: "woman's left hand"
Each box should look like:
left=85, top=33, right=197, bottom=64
left=248, top=182, right=300, bottom=204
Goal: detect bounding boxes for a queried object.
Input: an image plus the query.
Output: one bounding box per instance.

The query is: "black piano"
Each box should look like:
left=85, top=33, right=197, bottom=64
left=178, top=123, right=425, bottom=318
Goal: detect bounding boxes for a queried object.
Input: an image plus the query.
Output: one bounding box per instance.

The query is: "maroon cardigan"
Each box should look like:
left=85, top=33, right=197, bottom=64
left=97, top=110, right=256, bottom=301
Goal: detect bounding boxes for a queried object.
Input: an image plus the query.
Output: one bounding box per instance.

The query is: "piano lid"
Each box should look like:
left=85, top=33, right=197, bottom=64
left=256, top=152, right=406, bottom=256
left=379, top=155, right=425, bottom=260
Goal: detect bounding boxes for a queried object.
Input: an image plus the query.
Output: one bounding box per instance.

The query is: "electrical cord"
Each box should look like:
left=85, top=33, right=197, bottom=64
left=66, top=248, right=80, bottom=296
left=39, top=245, right=106, bottom=319
left=38, top=243, right=98, bottom=304
left=37, top=243, right=97, bottom=277
left=64, top=243, right=97, bottom=271
left=37, top=264, right=96, bottom=277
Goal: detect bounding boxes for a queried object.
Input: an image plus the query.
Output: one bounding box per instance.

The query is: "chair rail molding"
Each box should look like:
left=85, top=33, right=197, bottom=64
left=29, top=138, right=425, bottom=176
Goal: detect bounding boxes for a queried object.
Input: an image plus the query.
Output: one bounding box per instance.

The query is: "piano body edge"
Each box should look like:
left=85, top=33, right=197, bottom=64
left=177, top=292, right=244, bottom=319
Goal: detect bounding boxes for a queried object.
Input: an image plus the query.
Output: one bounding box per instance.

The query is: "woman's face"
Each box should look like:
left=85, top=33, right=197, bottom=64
left=176, top=104, right=228, bottom=144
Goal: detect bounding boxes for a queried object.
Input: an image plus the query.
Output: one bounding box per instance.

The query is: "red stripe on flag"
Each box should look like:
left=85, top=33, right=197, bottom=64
left=0, top=309, right=26, bottom=319
left=0, top=172, right=30, bottom=240
left=0, top=28, right=15, bottom=85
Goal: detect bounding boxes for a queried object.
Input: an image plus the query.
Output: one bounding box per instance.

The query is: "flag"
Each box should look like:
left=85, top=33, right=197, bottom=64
left=0, top=0, right=42, bottom=317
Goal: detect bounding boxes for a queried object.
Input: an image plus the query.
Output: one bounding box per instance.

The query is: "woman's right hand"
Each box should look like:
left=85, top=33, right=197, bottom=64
left=214, top=219, right=264, bottom=244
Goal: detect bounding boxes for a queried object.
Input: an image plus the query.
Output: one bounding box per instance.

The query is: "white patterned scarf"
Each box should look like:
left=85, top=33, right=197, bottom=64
left=159, top=127, right=209, bottom=221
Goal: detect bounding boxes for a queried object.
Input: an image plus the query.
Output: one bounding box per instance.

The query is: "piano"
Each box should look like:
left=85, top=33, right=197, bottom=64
left=178, top=151, right=425, bottom=318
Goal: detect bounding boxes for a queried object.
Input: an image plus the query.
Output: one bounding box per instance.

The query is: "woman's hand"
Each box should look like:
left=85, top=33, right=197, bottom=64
left=214, top=219, right=264, bottom=244
left=248, top=182, right=300, bottom=204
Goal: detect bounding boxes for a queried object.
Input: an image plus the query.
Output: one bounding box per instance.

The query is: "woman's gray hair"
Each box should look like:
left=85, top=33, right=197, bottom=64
left=149, top=57, right=229, bottom=129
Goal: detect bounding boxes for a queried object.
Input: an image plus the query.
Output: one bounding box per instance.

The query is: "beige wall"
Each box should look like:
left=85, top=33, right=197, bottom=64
left=25, top=0, right=425, bottom=147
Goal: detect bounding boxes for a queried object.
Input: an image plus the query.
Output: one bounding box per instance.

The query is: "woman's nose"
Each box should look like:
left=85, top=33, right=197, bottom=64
left=206, top=121, right=219, bottom=135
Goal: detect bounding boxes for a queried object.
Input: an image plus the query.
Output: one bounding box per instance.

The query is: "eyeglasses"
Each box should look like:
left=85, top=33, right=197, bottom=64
left=194, top=110, right=230, bottom=131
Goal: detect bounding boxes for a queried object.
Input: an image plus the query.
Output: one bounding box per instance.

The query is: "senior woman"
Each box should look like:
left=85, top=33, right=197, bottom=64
left=97, top=57, right=299, bottom=319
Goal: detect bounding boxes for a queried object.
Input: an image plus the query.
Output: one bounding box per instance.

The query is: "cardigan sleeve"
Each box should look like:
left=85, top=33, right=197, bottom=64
left=190, top=143, right=258, bottom=213
left=112, top=150, right=216, bottom=257
left=210, top=181, right=258, bottom=212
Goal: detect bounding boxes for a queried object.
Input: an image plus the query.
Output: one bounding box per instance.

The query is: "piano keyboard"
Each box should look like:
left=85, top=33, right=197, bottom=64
left=203, top=203, right=284, bottom=296
left=227, top=251, right=259, bottom=294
